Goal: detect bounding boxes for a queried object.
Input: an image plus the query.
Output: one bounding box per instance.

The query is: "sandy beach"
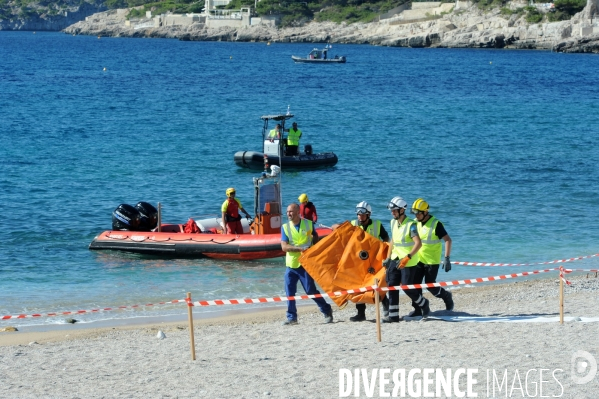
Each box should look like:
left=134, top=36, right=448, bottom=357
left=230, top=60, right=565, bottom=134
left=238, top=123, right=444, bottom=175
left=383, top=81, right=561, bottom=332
left=1, top=275, right=599, bottom=398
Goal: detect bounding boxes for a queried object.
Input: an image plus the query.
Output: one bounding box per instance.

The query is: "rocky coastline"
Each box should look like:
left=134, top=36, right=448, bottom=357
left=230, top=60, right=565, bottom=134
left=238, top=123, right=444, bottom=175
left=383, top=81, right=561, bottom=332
left=0, top=2, right=106, bottom=31
left=6, top=0, right=599, bottom=53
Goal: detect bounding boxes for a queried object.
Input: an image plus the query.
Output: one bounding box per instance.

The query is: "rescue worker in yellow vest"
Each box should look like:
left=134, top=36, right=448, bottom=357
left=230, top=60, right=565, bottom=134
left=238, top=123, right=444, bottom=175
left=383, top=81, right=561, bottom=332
left=349, top=201, right=390, bottom=322
left=281, top=203, right=333, bottom=325
left=285, top=122, right=302, bottom=156
left=268, top=124, right=282, bottom=142
left=381, top=197, right=424, bottom=322
left=409, top=198, right=454, bottom=317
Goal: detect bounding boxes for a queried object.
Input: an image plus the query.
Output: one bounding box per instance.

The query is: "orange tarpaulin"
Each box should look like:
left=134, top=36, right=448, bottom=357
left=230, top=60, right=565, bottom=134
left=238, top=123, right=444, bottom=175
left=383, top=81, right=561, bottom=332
left=299, top=221, right=390, bottom=308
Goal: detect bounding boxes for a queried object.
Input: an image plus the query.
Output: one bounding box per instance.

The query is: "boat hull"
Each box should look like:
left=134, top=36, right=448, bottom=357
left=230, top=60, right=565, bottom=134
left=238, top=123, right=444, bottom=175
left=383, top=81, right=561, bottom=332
left=89, top=227, right=332, bottom=260
left=291, top=56, right=346, bottom=63
left=234, top=150, right=338, bottom=170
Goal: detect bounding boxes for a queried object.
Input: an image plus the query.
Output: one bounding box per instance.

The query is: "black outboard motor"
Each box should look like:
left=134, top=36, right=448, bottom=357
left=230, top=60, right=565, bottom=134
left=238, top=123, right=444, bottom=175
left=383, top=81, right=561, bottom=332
left=135, top=201, right=158, bottom=231
left=112, top=204, right=141, bottom=231
left=304, top=144, right=313, bottom=155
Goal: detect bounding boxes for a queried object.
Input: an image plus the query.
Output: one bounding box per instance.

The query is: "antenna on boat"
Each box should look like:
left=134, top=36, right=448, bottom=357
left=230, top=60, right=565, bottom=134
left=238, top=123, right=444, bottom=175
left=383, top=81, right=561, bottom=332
left=277, top=114, right=285, bottom=208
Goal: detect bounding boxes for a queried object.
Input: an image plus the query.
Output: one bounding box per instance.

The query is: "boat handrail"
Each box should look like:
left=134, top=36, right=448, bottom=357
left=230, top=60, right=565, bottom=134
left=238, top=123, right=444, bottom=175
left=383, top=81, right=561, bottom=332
left=188, top=213, right=220, bottom=219
left=260, top=114, right=294, bottom=121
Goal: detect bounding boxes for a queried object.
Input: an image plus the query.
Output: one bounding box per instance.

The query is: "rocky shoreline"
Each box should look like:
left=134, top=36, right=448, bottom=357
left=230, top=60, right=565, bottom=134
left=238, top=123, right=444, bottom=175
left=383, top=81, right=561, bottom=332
left=55, top=1, right=599, bottom=53
left=0, top=2, right=106, bottom=31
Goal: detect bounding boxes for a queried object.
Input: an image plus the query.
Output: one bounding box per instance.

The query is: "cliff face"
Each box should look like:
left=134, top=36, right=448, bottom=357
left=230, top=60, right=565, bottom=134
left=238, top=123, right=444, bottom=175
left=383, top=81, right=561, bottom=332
left=61, top=1, right=599, bottom=53
left=0, top=2, right=106, bottom=31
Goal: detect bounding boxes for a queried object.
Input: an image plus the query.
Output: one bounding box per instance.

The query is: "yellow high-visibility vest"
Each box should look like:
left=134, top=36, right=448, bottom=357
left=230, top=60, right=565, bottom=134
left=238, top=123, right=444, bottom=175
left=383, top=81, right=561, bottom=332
left=287, top=128, right=302, bottom=146
left=390, top=217, right=419, bottom=267
left=416, top=216, right=442, bottom=265
left=283, top=219, right=312, bottom=268
left=351, top=219, right=382, bottom=240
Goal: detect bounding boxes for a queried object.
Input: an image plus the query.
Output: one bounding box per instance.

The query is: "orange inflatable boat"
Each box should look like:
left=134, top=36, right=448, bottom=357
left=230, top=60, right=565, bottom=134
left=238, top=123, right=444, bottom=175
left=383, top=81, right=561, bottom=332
left=89, top=165, right=332, bottom=260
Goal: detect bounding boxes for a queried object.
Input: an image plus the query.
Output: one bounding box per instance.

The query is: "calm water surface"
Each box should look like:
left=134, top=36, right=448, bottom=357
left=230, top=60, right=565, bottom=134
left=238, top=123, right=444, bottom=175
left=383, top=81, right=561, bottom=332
left=1, top=32, right=598, bottom=327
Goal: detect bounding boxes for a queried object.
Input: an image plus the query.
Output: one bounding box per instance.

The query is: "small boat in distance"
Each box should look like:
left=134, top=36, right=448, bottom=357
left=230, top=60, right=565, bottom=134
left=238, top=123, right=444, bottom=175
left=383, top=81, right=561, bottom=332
left=291, top=44, right=346, bottom=64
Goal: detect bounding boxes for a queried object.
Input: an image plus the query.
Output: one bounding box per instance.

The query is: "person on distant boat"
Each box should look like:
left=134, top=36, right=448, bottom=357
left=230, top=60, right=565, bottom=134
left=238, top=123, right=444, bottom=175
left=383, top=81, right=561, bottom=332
left=332, top=201, right=390, bottom=322
left=285, top=122, right=302, bottom=156
left=298, top=193, right=317, bottom=223
left=221, top=187, right=251, bottom=234
left=408, top=198, right=453, bottom=318
left=268, top=124, right=282, bottom=142
left=381, top=197, right=423, bottom=323
left=281, top=203, right=333, bottom=325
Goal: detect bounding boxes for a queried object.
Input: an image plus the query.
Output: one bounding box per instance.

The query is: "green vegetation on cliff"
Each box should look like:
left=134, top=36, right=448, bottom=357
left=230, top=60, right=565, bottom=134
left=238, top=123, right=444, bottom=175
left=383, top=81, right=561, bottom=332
left=0, top=0, right=587, bottom=26
left=477, top=0, right=586, bottom=22
left=1, top=0, right=410, bottom=26
left=125, top=0, right=411, bottom=26
left=0, top=0, right=104, bottom=20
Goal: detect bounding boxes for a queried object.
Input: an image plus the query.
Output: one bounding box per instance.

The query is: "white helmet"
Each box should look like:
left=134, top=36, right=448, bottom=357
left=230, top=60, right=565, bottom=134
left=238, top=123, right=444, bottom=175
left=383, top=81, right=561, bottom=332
left=387, top=196, right=407, bottom=210
left=355, top=201, right=371, bottom=215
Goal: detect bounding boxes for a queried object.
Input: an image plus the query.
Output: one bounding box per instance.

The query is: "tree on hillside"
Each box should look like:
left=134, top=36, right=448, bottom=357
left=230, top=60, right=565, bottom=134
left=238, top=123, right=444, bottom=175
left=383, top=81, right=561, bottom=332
left=553, top=0, right=586, bottom=14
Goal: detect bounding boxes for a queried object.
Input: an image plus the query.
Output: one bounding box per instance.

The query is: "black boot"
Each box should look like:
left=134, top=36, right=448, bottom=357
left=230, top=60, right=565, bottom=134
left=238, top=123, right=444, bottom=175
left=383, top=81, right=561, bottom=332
left=350, top=304, right=366, bottom=322
left=382, top=316, right=402, bottom=323
left=350, top=311, right=366, bottom=322
left=443, top=291, right=454, bottom=311
left=420, top=298, right=431, bottom=319
left=408, top=307, right=422, bottom=317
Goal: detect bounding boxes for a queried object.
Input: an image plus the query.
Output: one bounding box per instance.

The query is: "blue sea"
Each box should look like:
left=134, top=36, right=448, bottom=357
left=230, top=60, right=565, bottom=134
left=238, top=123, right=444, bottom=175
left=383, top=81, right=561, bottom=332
left=1, top=32, right=598, bottom=329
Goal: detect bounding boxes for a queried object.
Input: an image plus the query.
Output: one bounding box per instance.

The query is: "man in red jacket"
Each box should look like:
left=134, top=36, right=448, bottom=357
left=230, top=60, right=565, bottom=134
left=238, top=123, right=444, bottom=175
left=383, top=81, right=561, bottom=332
left=221, top=187, right=251, bottom=234
left=298, top=193, right=317, bottom=223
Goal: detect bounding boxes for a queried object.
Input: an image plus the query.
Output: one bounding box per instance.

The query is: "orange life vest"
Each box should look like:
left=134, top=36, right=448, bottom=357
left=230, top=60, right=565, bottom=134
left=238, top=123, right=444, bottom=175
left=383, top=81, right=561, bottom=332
left=226, top=197, right=241, bottom=221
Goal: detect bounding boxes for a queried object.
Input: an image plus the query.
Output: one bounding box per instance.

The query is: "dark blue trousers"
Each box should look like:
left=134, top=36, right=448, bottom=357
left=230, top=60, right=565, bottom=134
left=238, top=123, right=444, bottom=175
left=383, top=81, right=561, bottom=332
left=285, top=266, right=332, bottom=321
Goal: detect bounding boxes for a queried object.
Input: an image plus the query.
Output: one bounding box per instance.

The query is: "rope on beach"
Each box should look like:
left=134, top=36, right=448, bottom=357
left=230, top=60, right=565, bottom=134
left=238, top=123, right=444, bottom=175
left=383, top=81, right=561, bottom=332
left=3, top=268, right=599, bottom=320
left=454, top=253, right=599, bottom=267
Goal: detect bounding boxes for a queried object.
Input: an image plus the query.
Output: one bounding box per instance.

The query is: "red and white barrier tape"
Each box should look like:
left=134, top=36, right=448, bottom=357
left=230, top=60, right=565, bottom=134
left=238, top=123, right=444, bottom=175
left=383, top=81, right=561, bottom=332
left=192, top=268, right=563, bottom=306
left=383, top=267, right=560, bottom=291
left=4, top=267, right=598, bottom=320
left=454, top=253, right=599, bottom=267
left=560, top=266, right=572, bottom=285
left=0, top=299, right=187, bottom=321
left=192, top=286, right=375, bottom=307
left=560, top=268, right=599, bottom=273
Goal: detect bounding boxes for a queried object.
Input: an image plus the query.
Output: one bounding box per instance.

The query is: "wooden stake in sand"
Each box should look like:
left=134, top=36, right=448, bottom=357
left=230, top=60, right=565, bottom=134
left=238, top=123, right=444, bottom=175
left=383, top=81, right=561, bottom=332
left=374, top=278, right=381, bottom=342
left=559, top=268, right=564, bottom=325
left=187, top=292, right=196, bottom=360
